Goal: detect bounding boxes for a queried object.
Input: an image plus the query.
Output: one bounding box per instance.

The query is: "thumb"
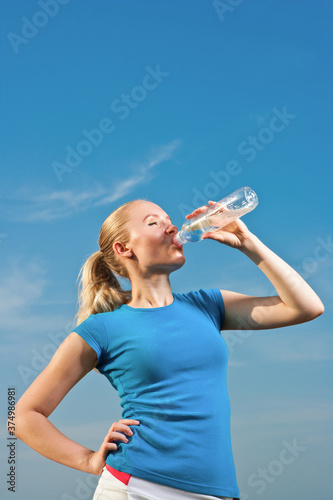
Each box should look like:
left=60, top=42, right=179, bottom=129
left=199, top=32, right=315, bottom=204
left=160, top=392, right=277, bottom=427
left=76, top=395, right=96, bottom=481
left=202, top=232, right=218, bottom=240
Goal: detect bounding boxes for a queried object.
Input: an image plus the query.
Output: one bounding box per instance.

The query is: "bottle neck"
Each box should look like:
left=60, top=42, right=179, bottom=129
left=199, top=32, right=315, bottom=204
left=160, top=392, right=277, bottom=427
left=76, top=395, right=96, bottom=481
left=173, top=231, right=186, bottom=245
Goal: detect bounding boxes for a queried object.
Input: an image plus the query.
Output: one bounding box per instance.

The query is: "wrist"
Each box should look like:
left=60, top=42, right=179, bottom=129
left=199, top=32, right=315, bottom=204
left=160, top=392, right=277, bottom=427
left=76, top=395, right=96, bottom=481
left=77, top=449, right=99, bottom=474
left=239, top=233, right=265, bottom=262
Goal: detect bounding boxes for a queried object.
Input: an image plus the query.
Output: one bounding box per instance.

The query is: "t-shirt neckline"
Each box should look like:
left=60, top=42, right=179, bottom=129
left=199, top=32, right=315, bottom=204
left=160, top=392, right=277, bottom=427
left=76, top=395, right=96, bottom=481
left=121, top=294, right=176, bottom=312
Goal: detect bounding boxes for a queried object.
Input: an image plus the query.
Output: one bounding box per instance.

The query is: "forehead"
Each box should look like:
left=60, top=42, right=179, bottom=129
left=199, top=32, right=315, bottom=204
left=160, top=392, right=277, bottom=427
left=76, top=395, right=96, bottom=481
left=129, top=201, right=169, bottom=221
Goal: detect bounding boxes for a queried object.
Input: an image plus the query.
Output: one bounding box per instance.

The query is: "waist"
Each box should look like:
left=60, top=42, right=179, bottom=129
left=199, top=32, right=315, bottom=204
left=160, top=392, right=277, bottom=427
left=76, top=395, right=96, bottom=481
left=104, top=466, right=238, bottom=499
left=105, top=464, right=131, bottom=484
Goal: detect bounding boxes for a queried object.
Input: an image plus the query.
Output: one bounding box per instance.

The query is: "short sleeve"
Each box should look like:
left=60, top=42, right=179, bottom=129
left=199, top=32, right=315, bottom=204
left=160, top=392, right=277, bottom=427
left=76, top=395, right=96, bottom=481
left=73, top=314, right=107, bottom=368
left=187, top=289, right=225, bottom=331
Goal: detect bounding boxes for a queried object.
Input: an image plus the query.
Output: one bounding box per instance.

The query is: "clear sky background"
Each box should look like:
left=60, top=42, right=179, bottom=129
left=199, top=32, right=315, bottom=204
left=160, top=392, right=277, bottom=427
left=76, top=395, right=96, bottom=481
left=0, top=1, right=332, bottom=499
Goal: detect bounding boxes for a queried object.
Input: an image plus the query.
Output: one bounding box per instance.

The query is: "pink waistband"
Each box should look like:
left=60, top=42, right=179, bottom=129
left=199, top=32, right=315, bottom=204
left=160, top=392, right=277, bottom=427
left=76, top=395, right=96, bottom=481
left=105, top=464, right=131, bottom=485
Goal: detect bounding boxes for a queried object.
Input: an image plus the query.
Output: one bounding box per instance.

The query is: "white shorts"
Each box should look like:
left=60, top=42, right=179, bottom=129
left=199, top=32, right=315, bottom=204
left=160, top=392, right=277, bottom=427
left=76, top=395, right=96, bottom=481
left=93, top=467, right=236, bottom=500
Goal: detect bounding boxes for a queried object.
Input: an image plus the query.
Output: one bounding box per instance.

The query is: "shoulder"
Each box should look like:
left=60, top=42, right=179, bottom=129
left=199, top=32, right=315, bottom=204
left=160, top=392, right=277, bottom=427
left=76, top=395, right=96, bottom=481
left=73, top=312, right=107, bottom=345
left=177, top=288, right=223, bottom=306
left=73, top=313, right=110, bottom=368
left=175, top=289, right=225, bottom=330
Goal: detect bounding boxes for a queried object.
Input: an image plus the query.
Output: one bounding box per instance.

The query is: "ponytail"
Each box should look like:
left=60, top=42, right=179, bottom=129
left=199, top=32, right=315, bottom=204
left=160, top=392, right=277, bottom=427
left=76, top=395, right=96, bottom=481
left=75, top=251, right=130, bottom=325
left=75, top=199, right=144, bottom=326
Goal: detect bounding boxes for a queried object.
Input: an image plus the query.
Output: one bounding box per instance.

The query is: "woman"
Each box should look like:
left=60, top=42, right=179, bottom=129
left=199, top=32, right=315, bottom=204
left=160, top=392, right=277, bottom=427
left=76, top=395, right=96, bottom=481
left=12, top=198, right=324, bottom=500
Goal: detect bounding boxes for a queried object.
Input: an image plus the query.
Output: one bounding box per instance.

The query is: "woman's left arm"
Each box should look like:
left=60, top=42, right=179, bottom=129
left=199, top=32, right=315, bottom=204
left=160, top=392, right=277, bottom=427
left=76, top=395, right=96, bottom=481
left=187, top=203, right=325, bottom=330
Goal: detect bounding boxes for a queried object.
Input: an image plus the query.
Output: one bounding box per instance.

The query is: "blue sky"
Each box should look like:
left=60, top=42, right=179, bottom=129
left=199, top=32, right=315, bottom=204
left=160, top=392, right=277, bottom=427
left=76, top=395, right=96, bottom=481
left=0, top=1, right=332, bottom=499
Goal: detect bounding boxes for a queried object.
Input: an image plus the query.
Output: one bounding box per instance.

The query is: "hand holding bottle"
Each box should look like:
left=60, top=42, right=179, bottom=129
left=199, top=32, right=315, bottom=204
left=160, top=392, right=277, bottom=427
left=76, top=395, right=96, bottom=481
left=174, top=187, right=259, bottom=247
left=185, top=200, right=254, bottom=250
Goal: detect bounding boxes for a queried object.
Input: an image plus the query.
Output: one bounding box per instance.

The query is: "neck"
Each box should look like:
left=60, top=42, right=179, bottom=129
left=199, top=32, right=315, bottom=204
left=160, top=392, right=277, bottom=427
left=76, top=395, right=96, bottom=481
left=127, top=273, right=173, bottom=308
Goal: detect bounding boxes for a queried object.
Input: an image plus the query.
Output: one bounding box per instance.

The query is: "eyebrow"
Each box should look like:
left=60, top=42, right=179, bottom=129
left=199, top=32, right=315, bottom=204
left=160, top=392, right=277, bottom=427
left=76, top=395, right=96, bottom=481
left=143, top=213, right=171, bottom=222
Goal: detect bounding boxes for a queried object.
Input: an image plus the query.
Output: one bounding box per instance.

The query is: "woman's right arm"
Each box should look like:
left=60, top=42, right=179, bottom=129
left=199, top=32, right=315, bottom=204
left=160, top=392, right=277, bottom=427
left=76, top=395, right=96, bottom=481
left=8, top=332, right=139, bottom=475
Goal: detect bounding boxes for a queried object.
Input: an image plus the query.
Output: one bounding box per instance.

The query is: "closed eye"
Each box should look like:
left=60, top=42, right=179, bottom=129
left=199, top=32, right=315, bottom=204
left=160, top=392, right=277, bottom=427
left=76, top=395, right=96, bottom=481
left=148, top=222, right=158, bottom=226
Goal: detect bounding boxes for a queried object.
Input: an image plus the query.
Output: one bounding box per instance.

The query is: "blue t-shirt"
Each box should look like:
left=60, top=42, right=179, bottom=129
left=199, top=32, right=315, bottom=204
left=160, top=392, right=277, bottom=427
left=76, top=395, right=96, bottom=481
left=73, top=289, right=240, bottom=498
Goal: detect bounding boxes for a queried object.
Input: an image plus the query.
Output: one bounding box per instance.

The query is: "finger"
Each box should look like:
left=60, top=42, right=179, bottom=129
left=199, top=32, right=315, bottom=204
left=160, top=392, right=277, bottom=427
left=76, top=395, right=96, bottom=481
left=120, top=419, right=141, bottom=424
left=202, top=232, right=215, bottom=240
left=186, top=200, right=218, bottom=219
left=185, top=205, right=209, bottom=219
left=202, top=231, right=227, bottom=240
left=107, top=421, right=141, bottom=441
left=110, top=421, right=140, bottom=435
left=105, top=431, right=130, bottom=444
left=102, top=441, right=118, bottom=452
left=117, top=419, right=140, bottom=428
left=109, top=419, right=140, bottom=431
left=113, top=424, right=135, bottom=436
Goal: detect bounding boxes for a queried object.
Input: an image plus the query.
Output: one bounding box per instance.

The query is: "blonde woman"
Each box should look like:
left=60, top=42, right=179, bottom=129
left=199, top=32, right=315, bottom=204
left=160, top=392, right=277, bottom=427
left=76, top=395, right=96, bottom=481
left=11, top=199, right=324, bottom=500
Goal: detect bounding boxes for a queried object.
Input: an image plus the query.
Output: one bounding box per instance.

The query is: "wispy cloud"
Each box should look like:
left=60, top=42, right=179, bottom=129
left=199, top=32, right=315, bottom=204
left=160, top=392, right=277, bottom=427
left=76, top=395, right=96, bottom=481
left=0, top=258, right=47, bottom=318
left=95, top=139, right=181, bottom=206
left=0, top=257, right=72, bottom=338
left=5, top=140, right=181, bottom=222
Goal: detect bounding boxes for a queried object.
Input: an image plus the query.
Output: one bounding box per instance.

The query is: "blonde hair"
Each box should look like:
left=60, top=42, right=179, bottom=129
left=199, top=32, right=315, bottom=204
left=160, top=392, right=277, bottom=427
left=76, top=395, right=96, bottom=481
left=75, top=199, right=144, bottom=325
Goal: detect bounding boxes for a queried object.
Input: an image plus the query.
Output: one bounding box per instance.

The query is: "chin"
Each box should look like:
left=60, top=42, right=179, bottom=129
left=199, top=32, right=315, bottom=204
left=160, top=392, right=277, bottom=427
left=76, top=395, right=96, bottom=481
left=173, top=255, right=186, bottom=270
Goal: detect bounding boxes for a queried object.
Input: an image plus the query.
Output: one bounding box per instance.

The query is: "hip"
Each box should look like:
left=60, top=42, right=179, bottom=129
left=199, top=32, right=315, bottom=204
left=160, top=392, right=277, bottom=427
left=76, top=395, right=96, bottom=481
left=93, top=467, right=238, bottom=500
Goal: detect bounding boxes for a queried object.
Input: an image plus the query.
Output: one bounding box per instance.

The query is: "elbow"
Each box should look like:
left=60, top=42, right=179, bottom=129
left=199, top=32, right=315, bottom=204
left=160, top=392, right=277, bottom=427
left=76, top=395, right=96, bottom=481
left=7, top=404, right=29, bottom=441
left=313, top=303, right=325, bottom=318
left=7, top=401, right=19, bottom=437
left=311, top=298, right=325, bottom=318
left=302, top=302, right=325, bottom=322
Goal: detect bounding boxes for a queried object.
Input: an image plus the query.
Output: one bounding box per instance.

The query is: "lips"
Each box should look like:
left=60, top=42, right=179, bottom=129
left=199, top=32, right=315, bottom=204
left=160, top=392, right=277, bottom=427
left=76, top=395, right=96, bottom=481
left=171, top=237, right=183, bottom=249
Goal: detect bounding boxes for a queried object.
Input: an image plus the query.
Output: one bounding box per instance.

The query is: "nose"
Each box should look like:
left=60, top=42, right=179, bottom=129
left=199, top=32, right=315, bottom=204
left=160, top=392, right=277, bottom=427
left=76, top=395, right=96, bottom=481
left=166, top=223, right=178, bottom=235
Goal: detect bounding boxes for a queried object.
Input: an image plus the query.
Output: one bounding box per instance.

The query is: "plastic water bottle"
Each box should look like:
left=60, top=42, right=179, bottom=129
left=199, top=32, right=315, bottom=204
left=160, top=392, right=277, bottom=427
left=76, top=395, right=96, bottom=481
left=174, top=186, right=258, bottom=245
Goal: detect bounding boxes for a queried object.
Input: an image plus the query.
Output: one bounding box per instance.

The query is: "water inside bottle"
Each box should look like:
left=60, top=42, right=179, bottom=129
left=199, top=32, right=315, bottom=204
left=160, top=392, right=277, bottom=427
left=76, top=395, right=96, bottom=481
left=188, top=206, right=247, bottom=233
left=175, top=186, right=258, bottom=244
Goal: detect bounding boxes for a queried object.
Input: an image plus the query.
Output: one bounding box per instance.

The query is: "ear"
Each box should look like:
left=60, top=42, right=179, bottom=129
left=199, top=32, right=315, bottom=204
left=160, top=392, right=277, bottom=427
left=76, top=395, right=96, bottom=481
left=113, top=241, right=133, bottom=258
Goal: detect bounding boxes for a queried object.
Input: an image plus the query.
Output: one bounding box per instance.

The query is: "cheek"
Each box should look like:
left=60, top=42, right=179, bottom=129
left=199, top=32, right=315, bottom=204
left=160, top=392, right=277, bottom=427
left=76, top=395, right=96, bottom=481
left=133, top=233, right=163, bottom=256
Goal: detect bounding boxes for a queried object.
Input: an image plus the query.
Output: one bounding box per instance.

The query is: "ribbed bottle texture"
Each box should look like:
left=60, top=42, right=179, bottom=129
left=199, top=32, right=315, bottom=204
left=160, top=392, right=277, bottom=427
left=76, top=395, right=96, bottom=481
left=174, top=186, right=258, bottom=245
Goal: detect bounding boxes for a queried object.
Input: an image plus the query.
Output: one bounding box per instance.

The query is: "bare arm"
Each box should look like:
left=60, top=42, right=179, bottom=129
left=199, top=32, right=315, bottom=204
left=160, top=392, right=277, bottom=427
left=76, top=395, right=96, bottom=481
left=186, top=202, right=324, bottom=330
left=9, top=332, right=139, bottom=474
left=220, top=233, right=324, bottom=330
left=210, top=227, right=324, bottom=330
